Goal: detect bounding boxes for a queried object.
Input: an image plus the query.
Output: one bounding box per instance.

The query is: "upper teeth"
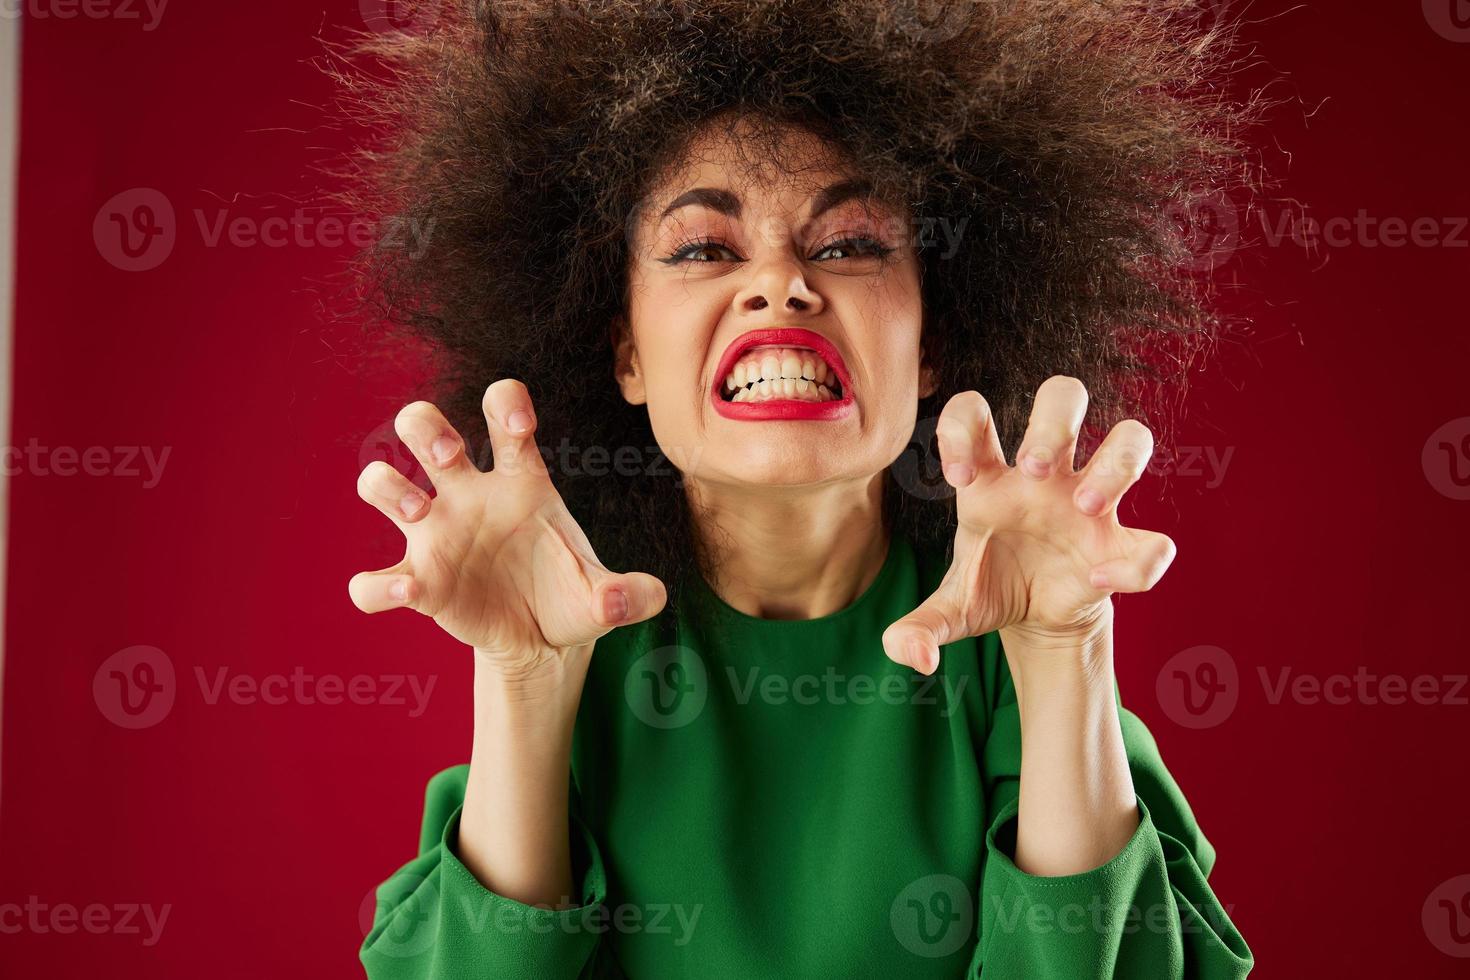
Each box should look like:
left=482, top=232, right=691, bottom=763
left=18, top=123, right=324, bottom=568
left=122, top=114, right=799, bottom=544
left=723, top=346, right=842, bottom=402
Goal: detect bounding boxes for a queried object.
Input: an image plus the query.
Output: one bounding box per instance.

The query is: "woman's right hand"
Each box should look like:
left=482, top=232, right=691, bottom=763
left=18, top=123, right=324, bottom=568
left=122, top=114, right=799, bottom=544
left=348, top=379, right=668, bottom=681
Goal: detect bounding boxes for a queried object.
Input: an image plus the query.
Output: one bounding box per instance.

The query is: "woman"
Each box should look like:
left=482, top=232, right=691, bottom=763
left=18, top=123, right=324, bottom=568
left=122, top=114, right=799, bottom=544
left=341, top=1, right=1255, bottom=976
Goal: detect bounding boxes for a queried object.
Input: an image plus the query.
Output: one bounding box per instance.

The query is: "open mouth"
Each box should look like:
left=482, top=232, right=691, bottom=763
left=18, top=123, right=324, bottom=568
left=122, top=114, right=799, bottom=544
left=710, top=327, right=855, bottom=418
left=719, top=346, right=845, bottom=403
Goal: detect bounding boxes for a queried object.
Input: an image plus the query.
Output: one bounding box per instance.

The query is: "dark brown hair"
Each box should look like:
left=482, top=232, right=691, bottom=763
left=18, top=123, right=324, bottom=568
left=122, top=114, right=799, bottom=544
left=324, top=0, right=1256, bottom=622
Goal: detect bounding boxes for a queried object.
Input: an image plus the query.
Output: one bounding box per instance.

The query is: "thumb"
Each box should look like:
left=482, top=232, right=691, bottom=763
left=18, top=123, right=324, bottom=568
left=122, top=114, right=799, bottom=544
left=591, top=571, right=668, bottom=630
left=882, top=591, right=961, bottom=676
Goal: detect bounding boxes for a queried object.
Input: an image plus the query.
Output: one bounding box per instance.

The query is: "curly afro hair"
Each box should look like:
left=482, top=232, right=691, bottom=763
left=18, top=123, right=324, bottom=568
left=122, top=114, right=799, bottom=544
left=325, top=0, right=1256, bottom=622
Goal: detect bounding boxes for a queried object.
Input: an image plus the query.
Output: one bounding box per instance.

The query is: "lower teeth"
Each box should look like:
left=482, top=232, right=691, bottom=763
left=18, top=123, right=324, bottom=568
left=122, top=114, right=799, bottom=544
left=728, top=380, right=841, bottom=403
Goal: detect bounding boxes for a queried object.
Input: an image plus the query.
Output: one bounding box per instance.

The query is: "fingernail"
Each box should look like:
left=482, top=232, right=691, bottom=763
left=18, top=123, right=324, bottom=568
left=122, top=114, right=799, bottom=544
left=390, top=579, right=408, bottom=601
left=508, top=410, right=533, bottom=435
left=943, top=461, right=973, bottom=486
left=907, top=637, right=927, bottom=671
left=399, top=492, right=425, bottom=518
left=431, top=436, right=457, bottom=465
left=603, top=588, right=628, bottom=624
left=1077, top=488, right=1105, bottom=515
left=1022, top=453, right=1051, bottom=478
left=1089, top=569, right=1109, bottom=589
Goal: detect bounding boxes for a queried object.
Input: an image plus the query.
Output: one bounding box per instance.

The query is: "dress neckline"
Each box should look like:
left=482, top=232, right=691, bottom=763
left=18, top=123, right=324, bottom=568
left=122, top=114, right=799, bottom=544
left=682, top=532, right=909, bottom=632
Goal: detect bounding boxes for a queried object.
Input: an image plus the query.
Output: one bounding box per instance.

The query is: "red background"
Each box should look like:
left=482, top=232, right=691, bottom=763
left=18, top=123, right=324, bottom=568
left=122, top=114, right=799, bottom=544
left=2, top=2, right=1467, bottom=976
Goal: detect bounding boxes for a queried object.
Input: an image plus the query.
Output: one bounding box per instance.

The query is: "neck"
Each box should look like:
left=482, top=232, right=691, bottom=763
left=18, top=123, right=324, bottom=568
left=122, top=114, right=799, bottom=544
left=685, top=473, right=890, bottom=620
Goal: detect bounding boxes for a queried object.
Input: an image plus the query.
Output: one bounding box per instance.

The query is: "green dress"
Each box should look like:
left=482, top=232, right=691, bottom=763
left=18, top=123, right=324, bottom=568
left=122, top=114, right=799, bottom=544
left=360, top=532, right=1253, bottom=978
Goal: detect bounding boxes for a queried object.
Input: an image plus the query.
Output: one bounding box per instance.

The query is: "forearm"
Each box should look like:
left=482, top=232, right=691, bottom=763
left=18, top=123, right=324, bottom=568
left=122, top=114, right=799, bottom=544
left=458, top=645, right=593, bottom=909
left=1003, top=623, right=1139, bottom=877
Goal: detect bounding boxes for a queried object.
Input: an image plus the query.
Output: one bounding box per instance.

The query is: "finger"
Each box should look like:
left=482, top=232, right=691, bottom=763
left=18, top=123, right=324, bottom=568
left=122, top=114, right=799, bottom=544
left=1074, top=419, right=1154, bottom=516
left=881, top=590, right=961, bottom=676
left=357, top=460, right=432, bottom=525
left=591, top=571, right=669, bottom=629
left=1015, top=375, right=1089, bottom=480
left=1088, top=530, right=1176, bottom=594
left=934, top=390, right=1006, bottom=489
left=348, top=561, right=419, bottom=614
left=482, top=379, right=550, bottom=480
left=394, top=401, right=473, bottom=489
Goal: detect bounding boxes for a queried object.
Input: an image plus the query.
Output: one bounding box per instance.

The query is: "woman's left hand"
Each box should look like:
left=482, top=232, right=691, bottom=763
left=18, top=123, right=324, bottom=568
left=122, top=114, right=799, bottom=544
left=883, top=376, right=1176, bottom=674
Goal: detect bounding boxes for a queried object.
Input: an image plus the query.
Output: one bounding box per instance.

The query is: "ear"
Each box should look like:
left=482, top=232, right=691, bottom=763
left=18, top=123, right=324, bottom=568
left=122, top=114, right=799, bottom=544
left=917, top=311, right=939, bottom=399
left=611, top=314, right=647, bottom=405
left=918, top=351, right=938, bottom=400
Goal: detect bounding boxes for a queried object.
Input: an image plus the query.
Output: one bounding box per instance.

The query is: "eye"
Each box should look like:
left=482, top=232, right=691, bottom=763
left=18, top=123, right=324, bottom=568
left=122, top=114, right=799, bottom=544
left=662, top=237, right=741, bottom=265
left=811, top=236, right=895, bottom=262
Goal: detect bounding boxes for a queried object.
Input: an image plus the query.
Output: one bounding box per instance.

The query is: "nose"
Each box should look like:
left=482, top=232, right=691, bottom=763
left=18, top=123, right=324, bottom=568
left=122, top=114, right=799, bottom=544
left=733, top=257, right=825, bottom=316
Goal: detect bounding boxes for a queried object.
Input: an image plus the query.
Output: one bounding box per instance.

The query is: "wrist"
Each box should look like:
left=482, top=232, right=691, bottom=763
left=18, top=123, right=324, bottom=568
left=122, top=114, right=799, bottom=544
left=1001, top=612, right=1116, bottom=697
left=472, top=645, right=590, bottom=731
left=473, top=642, right=591, bottom=696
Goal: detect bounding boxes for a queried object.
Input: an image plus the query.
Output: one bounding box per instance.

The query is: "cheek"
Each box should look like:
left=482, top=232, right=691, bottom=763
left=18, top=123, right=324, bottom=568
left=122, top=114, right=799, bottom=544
left=862, top=287, right=925, bottom=393
left=636, top=335, right=710, bottom=432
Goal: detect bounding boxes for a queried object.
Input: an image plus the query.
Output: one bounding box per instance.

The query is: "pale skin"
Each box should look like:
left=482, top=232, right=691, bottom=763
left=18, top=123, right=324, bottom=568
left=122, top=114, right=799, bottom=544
left=349, top=118, right=1176, bottom=906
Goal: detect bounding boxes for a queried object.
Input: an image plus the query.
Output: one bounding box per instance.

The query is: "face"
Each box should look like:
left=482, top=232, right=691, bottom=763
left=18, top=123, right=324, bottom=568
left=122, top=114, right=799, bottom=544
left=616, top=118, right=935, bottom=493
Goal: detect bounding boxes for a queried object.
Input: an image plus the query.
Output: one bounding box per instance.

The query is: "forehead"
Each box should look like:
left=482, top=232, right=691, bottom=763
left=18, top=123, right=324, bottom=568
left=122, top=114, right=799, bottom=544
left=648, top=118, right=865, bottom=217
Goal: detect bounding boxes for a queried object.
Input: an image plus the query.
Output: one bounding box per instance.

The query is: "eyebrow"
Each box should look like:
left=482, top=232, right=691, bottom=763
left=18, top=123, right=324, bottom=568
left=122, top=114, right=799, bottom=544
left=657, top=179, right=875, bottom=223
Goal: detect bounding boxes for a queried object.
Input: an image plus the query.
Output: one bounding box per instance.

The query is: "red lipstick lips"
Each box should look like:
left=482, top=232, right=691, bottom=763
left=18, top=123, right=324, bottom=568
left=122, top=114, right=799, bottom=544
left=710, top=328, right=856, bottom=421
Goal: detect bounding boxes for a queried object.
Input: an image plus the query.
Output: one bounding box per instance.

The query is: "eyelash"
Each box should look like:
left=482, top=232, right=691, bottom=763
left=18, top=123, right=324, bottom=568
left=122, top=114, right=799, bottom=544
left=660, top=236, right=895, bottom=266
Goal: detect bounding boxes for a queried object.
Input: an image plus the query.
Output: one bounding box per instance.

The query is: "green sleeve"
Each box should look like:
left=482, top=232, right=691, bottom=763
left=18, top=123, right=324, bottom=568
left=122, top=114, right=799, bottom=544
left=359, top=764, right=610, bottom=979
left=969, top=632, right=1254, bottom=978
